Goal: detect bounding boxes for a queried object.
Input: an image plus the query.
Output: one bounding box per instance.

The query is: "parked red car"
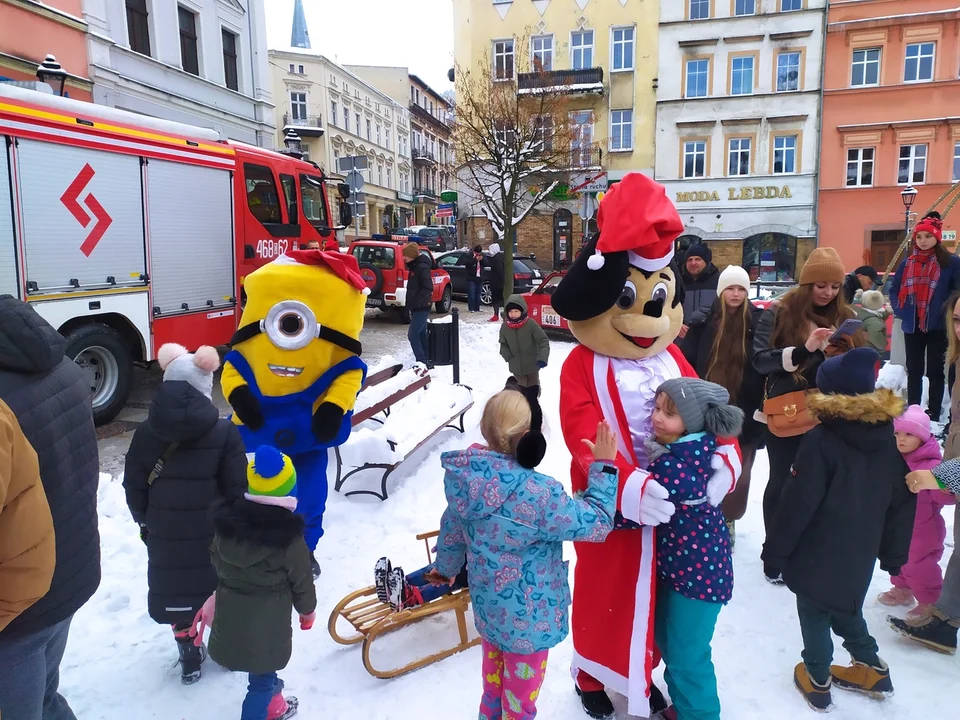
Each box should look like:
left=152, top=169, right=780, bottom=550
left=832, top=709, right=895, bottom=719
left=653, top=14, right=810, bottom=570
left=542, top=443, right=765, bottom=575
left=523, top=272, right=571, bottom=334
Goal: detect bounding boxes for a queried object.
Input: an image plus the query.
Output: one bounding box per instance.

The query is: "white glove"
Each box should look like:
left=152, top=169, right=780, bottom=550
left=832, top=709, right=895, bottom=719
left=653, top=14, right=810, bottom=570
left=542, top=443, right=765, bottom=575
left=637, top=480, right=675, bottom=526
left=706, top=453, right=735, bottom=506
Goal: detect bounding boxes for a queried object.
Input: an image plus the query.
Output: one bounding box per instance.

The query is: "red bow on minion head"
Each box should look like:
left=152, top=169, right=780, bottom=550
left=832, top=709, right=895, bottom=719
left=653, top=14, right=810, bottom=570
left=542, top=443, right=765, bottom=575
left=586, top=173, right=685, bottom=271
left=278, top=249, right=370, bottom=294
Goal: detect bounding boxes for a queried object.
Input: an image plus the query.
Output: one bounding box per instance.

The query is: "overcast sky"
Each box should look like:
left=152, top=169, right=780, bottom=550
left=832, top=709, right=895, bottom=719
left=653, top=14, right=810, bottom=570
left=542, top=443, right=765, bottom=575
left=265, top=0, right=455, bottom=93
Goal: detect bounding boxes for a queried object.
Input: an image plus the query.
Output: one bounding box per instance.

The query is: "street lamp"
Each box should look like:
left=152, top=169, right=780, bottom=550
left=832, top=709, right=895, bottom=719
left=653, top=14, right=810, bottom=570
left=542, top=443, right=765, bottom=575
left=282, top=128, right=303, bottom=158
left=901, top=185, right=918, bottom=242
left=36, top=54, right=67, bottom=97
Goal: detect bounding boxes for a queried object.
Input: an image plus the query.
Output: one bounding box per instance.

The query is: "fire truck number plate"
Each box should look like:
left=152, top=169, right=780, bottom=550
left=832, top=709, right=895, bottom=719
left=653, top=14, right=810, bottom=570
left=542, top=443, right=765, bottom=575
left=256, top=239, right=290, bottom=260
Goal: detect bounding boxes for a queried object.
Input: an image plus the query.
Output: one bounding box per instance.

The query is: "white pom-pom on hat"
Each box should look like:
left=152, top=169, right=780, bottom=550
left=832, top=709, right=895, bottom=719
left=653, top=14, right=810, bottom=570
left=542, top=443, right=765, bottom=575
left=157, top=343, right=188, bottom=370
left=192, top=345, right=221, bottom=373
left=362, top=287, right=371, bottom=296
left=586, top=250, right=605, bottom=271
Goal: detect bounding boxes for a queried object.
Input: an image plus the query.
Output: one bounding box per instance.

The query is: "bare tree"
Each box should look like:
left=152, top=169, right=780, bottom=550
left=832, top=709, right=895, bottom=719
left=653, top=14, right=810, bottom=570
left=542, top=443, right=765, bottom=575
left=453, top=39, right=586, bottom=297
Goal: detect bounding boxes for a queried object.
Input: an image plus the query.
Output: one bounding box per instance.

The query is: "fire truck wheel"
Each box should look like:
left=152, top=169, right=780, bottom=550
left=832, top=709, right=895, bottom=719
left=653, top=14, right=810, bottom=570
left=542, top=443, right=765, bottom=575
left=358, top=262, right=383, bottom=296
left=435, top=286, right=452, bottom=314
left=64, top=324, right=133, bottom=426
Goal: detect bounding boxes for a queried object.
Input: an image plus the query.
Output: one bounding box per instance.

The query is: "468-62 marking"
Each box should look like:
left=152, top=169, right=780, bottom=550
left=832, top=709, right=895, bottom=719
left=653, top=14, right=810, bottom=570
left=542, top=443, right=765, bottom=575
left=255, top=239, right=289, bottom=259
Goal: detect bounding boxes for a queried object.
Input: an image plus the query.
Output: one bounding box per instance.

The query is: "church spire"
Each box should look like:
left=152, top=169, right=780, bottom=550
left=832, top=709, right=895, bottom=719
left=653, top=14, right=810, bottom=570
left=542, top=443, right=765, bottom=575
left=291, top=0, right=311, bottom=49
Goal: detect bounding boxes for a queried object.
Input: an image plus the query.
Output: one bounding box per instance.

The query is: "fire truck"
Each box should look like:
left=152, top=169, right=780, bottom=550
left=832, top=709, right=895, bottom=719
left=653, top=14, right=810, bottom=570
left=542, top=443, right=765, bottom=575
left=0, top=83, right=350, bottom=424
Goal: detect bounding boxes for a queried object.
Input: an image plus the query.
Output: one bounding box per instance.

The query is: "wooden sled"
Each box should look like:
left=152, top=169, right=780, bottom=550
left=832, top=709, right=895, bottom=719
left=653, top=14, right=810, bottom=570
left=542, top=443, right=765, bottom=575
left=327, top=531, right=480, bottom=679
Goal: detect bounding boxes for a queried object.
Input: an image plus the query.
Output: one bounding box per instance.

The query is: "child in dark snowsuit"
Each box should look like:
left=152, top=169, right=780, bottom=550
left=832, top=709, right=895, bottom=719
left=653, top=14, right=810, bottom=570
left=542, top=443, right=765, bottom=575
left=209, top=447, right=317, bottom=720
left=762, top=347, right=916, bottom=713
left=123, top=343, right=247, bottom=685
left=645, top=378, right=743, bottom=720
left=499, top=294, right=550, bottom=390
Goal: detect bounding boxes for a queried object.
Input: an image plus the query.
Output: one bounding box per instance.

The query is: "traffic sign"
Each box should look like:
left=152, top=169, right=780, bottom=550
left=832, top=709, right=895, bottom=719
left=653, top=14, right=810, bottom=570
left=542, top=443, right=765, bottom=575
left=348, top=191, right=366, bottom=206
left=578, top=193, right=596, bottom=220
left=338, top=155, right=368, bottom=172
left=346, top=170, right=364, bottom=192
left=570, top=171, right=607, bottom=194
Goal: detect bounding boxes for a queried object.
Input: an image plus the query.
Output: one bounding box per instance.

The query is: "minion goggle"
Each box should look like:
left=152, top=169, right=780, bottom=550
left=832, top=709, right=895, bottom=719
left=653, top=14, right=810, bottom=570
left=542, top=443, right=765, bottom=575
left=229, top=300, right=362, bottom=356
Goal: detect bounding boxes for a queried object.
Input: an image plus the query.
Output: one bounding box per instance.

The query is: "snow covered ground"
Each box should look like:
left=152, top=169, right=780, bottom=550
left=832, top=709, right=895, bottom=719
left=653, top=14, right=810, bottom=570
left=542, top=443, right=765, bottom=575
left=63, top=323, right=958, bottom=719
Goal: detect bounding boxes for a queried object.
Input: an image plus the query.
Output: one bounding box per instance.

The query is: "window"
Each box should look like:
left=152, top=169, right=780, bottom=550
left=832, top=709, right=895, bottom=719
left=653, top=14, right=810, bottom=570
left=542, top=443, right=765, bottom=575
left=689, top=0, right=710, bottom=19
left=221, top=29, right=238, bottom=91
left=126, top=0, right=151, bottom=56
left=244, top=164, right=282, bottom=225
left=378, top=163, right=384, bottom=186
left=777, top=52, right=801, bottom=92
left=683, top=141, right=707, bottom=178
left=685, top=58, right=710, bottom=98
left=290, top=64, right=295, bottom=73
left=735, top=0, right=755, bottom=15
left=355, top=112, right=361, bottom=133
left=898, top=144, right=928, bottom=184
left=178, top=6, right=199, bottom=76
left=494, top=120, right=516, bottom=147
left=299, top=175, right=328, bottom=228
left=570, top=110, right=595, bottom=166
left=290, top=92, right=307, bottom=121
left=731, top=55, right=755, bottom=95
left=773, top=135, right=797, bottom=174
left=845, top=147, right=874, bottom=187
left=781, top=0, right=802, bottom=10
left=611, top=27, right=635, bottom=71
left=279, top=174, right=298, bottom=225
left=728, top=137, right=752, bottom=176
left=571, top=30, right=594, bottom=70
left=532, top=115, right=554, bottom=151
left=954, top=142, right=960, bottom=182
left=532, top=35, right=553, bottom=72
left=366, top=119, right=372, bottom=141
left=610, top=110, right=633, bottom=152
left=743, top=233, right=797, bottom=282
left=298, top=65, right=304, bottom=74
left=375, top=124, right=381, bottom=145
left=385, top=128, right=391, bottom=150
left=851, top=48, right=881, bottom=87
left=493, top=39, right=515, bottom=80
left=330, top=100, right=338, bottom=126
left=343, top=110, right=349, bottom=132
left=904, top=42, right=935, bottom=83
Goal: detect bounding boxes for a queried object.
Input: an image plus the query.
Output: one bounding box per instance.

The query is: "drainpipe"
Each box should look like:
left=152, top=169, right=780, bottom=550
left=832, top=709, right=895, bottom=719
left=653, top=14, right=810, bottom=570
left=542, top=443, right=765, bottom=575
left=811, top=2, right=830, bottom=249
left=247, top=0, right=261, bottom=146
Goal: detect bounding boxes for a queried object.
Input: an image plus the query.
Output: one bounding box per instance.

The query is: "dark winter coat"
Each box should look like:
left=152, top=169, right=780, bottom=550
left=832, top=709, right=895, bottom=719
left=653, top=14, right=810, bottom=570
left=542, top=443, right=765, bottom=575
left=889, top=252, right=960, bottom=333
left=499, top=295, right=550, bottom=377
left=681, top=264, right=720, bottom=323
left=680, top=298, right=766, bottom=447
left=762, top=389, right=916, bottom=616
left=208, top=498, right=317, bottom=675
left=488, top=252, right=505, bottom=299
left=464, top=252, right=482, bottom=283
left=0, top=295, right=100, bottom=639
left=753, top=303, right=827, bottom=399
left=842, top=273, right=864, bottom=305
left=405, top=253, right=433, bottom=310
left=123, top=381, right=247, bottom=626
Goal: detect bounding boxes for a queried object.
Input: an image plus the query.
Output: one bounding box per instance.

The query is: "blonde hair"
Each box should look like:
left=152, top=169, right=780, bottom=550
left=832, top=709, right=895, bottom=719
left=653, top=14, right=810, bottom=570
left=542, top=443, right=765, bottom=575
left=481, top=390, right=532, bottom=456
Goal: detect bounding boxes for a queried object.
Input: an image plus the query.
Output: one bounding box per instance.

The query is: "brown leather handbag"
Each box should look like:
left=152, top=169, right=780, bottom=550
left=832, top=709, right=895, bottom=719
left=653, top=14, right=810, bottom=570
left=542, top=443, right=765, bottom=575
left=763, top=387, right=819, bottom=438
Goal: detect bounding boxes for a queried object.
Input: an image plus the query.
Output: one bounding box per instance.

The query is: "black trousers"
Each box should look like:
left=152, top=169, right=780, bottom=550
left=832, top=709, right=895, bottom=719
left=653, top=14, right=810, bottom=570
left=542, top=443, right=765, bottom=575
left=763, top=430, right=806, bottom=542
left=904, top=328, right=949, bottom=419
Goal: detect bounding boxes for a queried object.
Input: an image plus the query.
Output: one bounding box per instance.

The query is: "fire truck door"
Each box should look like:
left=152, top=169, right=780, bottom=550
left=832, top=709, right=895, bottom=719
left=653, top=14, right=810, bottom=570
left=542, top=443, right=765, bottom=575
left=15, top=139, right=145, bottom=293
left=0, top=139, right=18, bottom=297
left=145, top=159, right=235, bottom=316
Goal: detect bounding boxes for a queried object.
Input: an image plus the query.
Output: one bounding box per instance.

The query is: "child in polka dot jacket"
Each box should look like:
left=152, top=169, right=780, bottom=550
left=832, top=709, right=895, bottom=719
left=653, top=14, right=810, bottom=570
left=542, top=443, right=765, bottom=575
left=645, top=377, right=743, bottom=720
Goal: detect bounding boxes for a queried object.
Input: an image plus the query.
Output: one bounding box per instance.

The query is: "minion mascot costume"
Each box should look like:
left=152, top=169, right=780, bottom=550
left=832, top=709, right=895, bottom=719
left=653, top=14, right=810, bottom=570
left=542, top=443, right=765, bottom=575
left=222, top=249, right=367, bottom=577
left=550, top=174, right=741, bottom=719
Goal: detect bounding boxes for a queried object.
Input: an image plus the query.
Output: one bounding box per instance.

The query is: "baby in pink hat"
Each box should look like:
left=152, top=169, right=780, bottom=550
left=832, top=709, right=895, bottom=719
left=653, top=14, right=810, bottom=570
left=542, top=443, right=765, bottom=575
left=878, top=405, right=955, bottom=619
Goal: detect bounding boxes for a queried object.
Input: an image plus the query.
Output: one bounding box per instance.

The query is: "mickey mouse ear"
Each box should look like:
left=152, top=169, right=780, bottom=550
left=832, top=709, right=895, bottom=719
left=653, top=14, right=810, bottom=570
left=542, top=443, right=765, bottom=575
left=516, top=430, right=547, bottom=469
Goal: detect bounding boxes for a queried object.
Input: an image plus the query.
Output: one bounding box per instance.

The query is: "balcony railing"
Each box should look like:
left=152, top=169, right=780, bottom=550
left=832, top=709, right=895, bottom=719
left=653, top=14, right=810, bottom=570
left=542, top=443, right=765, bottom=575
left=569, top=145, right=604, bottom=169
left=517, top=67, right=604, bottom=95
left=282, top=112, right=324, bottom=135
left=412, top=147, right=437, bottom=164
left=413, top=186, right=438, bottom=201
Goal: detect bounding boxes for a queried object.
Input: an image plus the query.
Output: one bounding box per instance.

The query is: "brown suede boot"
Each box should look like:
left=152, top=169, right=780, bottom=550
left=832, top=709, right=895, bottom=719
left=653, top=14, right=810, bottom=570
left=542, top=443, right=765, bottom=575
left=829, top=659, right=893, bottom=699
left=793, top=662, right=833, bottom=712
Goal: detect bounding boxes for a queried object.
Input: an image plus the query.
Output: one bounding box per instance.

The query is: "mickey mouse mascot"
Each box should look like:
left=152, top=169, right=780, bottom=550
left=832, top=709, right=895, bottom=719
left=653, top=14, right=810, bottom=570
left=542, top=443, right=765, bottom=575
left=551, top=173, right=741, bottom=719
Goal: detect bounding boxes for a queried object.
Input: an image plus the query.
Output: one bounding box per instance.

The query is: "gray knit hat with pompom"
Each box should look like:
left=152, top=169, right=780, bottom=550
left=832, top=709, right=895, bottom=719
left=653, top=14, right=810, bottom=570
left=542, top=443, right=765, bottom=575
left=656, top=378, right=744, bottom=437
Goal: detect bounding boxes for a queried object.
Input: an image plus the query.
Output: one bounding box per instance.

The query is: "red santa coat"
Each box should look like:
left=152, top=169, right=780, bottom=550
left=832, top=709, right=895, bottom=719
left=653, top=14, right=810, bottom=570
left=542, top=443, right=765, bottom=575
left=560, top=343, right=740, bottom=717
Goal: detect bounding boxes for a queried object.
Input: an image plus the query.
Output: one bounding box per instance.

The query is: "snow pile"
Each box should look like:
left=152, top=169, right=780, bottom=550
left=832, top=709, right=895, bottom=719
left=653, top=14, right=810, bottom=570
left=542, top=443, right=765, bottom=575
left=354, top=366, right=426, bottom=416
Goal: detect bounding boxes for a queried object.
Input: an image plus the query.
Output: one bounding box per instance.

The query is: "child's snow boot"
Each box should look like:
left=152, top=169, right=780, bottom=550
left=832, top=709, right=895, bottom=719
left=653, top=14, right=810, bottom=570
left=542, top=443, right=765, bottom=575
left=386, top=566, right=407, bottom=611
left=174, top=627, right=205, bottom=685
left=793, top=662, right=833, bottom=712
left=877, top=587, right=914, bottom=607
left=649, top=683, right=668, bottom=715
left=374, top=557, right=392, bottom=605
left=575, top=686, right=614, bottom=719
left=267, top=693, right=298, bottom=720
left=889, top=610, right=959, bottom=654
left=310, top=553, right=321, bottom=580
left=830, top=659, right=893, bottom=699
left=906, top=603, right=935, bottom=622
left=488, top=314, right=499, bottom=323
left=403, top=582, right=425, bottom=609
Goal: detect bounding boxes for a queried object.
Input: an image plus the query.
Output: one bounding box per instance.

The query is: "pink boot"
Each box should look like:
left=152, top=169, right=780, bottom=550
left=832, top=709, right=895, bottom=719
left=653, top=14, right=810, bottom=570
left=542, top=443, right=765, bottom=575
left=877, top=587, right=914, bottom=607
left=267, top=693, right=298, bottom=720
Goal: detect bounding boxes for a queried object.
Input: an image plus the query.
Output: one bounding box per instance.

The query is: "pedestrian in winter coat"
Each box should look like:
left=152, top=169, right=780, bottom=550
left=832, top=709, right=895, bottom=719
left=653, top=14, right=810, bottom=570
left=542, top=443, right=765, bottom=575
left=855, top=290, right=889, bottom=354
left=465, top=245, right=484, bottom=312
left=679, top=265, right=765, bottom=534
left=435, top=388, right=618, bottom=720
left=0, top=295, right=100, bottom=720
left=842, top=265, right=882, bottom=304
left=680, top=244, right=720, bottom=328
left=499, top=294, right=550, bottom=390
left=210, top=446, right=316, bottom=720
left=403, top=243, right=433, bottom=366
left=762, top=347, right=915, bottom=713
left=0, top=397, right=54, bottom=632
left=877, top=405, right=952, bottom=621
left=889, top=211, right=960, bottom=420
left=486, top=243, right=505, bottom=321
left=123, top=343, right=247, bottom=684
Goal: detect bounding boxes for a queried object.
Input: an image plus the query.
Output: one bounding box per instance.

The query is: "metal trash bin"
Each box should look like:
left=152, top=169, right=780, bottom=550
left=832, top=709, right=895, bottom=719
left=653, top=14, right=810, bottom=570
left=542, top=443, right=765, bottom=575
left=426, top=308, right=461, bottom=383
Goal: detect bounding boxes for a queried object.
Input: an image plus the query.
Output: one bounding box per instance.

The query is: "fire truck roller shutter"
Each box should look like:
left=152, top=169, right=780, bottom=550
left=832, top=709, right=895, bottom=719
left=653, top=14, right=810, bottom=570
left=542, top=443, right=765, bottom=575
left=15, top=140, right=146, bottom=293
left=0, top=139, right=17, bottom=297
left=146, top=159, right=235, bottom=316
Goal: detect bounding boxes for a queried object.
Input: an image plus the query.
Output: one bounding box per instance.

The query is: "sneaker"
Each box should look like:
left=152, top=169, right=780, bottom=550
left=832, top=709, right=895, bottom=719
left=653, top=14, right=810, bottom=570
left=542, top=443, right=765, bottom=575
left=374, top=557, right=392, bottom=605
left=830, top=660, right=893, bottom=699
left=574, top=686, right=615, bottom=719
left=310, top=553, right=321, bottom=580
left=386, top=566, right=407, bottom=611
left=793, top=662, right=833, bottom=712
left=889, top=611, right=959, bottom=654
left=906, top=603, right=936, bottom=623
left=488, top=315, right=499, bottom=323
left=877, top=587, right=914, bottom=607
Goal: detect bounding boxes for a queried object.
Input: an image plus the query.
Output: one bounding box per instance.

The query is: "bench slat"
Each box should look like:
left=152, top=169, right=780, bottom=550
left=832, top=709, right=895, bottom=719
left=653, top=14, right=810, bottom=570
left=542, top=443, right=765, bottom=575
left=352, top=375, right=431, bottom=426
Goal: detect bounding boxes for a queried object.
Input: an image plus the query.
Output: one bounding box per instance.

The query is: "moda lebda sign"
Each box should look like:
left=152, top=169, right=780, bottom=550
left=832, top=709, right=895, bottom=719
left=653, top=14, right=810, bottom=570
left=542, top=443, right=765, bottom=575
left=676, top=186, right=794, bottom=203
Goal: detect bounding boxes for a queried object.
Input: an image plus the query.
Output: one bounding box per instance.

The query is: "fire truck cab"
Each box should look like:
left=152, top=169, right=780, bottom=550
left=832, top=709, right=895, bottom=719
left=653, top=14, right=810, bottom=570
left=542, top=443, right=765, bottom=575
left=0, top=83, right=348, bottom=424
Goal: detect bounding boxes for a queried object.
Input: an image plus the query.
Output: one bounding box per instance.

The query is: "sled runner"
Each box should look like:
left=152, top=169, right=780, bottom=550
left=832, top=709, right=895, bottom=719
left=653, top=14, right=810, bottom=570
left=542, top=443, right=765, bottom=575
left=327, top=530, right=479, bottom=679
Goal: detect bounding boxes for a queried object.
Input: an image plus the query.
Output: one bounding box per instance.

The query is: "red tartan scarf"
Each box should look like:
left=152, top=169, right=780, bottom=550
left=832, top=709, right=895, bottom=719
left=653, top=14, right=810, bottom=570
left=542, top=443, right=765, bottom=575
left=899, top=246, right=940, bottom=331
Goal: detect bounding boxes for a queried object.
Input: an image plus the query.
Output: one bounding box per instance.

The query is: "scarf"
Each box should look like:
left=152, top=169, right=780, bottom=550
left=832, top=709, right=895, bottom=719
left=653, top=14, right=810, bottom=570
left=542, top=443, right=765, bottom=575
left=899, top=246, right=941, bottom=331
left=506, top=316, right=528, bottom=330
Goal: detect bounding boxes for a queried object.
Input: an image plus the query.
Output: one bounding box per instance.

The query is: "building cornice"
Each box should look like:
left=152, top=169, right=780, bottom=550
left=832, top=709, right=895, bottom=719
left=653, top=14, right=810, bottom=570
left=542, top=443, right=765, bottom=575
left=658, top=89, right=820, bottom=105
left=1, top=0, right=86, bottom=32
left=828, top=8, right=960, bottom=33
left=660, top=8, right=824, bottom=29
left=825, top=78, right=960, bottom=96
left=837, top=117, right=960, bottom=132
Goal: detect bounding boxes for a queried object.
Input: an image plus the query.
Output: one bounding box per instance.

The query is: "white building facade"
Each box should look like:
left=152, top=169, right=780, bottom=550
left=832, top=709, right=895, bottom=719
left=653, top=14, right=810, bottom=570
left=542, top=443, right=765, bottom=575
left=83, top=0, right=274, bottom=146
left=656, top=0, right=826, bottom=280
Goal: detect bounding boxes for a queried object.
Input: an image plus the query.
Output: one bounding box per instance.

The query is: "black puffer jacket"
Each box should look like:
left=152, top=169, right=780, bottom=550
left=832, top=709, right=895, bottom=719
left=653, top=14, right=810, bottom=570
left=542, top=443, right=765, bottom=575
left=681, top=264, right=720, bottom=323
left=752, top=303, right=827, bottom=399
left=0, top=295, right=100, bottom=638
left=123, top=381, right=247, bottom=625
left=405, top=253, right=434, bottom=311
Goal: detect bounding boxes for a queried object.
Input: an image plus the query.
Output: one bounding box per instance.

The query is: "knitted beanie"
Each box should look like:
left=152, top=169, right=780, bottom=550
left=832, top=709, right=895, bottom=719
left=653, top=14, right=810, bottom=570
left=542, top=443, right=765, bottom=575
left=656, top=378, right=744, bottom=437
left=245, top=446, right=298, bottom=511
left=717, top=265, right=751, bottom=296
left=914, top=212, right=943, bottom=243
left=799, top=247, right=845, bottom=286
left=816, top=347, right=879, bottom=396
left=861, top=289, right=885, bottom=312
left=402, top=242, right=420, bottom=261
left=685, top=244, right=712, bottom=264
left=894, top=404, right=931, bottom=442
left=157, top=343, right=220, bottom=399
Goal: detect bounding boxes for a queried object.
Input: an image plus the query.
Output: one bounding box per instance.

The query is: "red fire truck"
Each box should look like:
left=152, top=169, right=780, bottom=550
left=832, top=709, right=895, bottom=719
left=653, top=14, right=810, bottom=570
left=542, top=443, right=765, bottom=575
left=0, top=83, right=349, bottom=424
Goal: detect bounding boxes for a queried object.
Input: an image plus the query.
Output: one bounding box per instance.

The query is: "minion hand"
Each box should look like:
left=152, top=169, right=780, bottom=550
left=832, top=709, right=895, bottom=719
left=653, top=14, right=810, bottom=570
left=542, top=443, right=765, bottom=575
left=312, top=401, right=345, bottom=443
left=228, top=386, right=264, bottom=430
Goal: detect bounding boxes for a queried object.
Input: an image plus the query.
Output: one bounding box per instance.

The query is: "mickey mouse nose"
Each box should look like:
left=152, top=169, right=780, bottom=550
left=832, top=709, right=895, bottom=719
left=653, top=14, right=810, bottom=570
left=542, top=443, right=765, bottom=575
left=643, top=298, right=664, bottom=318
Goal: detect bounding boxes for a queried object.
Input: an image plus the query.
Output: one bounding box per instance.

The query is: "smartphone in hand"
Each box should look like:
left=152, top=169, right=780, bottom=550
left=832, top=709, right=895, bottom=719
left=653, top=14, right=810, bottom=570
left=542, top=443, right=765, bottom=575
left=829, top=318, right=863, bottom=344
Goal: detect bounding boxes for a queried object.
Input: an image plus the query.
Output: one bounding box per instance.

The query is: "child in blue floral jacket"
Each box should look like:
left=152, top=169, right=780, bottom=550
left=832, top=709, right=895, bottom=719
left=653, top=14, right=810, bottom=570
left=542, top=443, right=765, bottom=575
left=435, top=386, right=618, bottom=720
left=645, top=377, right=743, bottom=720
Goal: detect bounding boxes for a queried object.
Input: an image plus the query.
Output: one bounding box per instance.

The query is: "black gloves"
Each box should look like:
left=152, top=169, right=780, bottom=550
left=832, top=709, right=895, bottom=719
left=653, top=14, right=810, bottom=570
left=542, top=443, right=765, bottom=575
left=228, top=386, right=264, bottom=430
left=312, top=402, right=345, bottom=443
left=763, top=562, right=782, bottom=581
left=880, top=563, right=901, bottom=577
left=139, top=523, right=148, bottom=545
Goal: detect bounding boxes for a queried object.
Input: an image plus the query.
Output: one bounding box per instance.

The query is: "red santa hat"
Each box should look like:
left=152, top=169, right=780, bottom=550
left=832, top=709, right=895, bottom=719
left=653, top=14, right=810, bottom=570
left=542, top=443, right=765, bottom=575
left=587, top=173, right=685, bottom=272
left=276, top=249, right=370, bottom=295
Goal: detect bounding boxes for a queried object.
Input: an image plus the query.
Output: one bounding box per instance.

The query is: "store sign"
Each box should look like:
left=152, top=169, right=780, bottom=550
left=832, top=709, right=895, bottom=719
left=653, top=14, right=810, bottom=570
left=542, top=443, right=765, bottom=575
left=676, top=185, right=794, bottom=203
left=944, top=230, right=957, bottom=242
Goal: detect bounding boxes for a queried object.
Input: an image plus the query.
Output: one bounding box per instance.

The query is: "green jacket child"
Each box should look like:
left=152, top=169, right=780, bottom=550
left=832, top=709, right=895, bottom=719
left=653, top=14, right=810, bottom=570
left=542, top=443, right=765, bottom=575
left=855, top=290, right=889, bottom=353
left=499, top=294, right=550, bottom=389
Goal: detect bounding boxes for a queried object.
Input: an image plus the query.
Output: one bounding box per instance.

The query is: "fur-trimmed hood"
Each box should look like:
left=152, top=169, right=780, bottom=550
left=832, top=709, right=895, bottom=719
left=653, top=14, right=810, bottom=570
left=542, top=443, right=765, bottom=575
left=213, top=497, right=305, bottom=559
left=808, top=388, right=903, bottom=424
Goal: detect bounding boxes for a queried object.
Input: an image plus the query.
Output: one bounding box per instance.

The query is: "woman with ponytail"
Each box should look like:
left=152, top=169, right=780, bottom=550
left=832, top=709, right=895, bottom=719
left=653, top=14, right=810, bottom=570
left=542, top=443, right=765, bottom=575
left=890, top=211, right=960, bottom=421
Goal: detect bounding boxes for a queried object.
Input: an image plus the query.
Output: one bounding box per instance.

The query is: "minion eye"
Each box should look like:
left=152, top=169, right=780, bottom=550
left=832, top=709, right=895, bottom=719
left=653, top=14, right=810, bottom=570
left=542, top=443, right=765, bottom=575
left=651, top=282, right=669, bottom=304
left=618, top=281, right=637, bottom=310
left=263, top=301, right=318, bottom=350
